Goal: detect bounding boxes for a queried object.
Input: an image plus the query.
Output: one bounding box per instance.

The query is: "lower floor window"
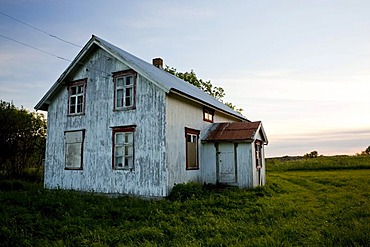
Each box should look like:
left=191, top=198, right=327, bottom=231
left=185, top=127, right=200, bottom=170
left=64, top=130, right=84, bottom=170
left=112, top=126, right=136, bottom=170
left=255, top=140, right=262, bottom=169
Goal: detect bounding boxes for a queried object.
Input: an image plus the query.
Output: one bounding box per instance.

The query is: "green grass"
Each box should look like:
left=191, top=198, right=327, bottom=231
left=0, top=156, right=369, bottom=246
left=267, top=155, right=370, bottom=171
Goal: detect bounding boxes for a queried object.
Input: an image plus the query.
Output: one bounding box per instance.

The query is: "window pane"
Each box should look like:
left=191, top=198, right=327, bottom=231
left=125, top=96, right=132, bottom=107
left=77, top=95, right=83, bottom=104
left=116, top=89, right=123, bottom=107
left=125, top=157, right=133, bottom=168
left=69, top=96, right=76, bottom=114
left=116, top=133, right=124, bottom=144
left=125, top=87, right=132, bottom=107
left=66, top=143, right=82, bottom=168
left=70, top=96, right=76, bottom=106
left=125, top=145, right=133, bottom=156
left=71, top=86, right=77, bottom=95
left=115, top=146, right=123, bottom=156
left=125, top=132, right=133, bottom=143
left=117, top=78, right=124, bottom=88
left=77, top=96, right=83, bottom=113
left=125, top=76, right=133, bottom=86
left=70, top=105, right=75, bottom=114
left=78, top=85, right=83, bottom=94
left=115, top=157, right=123, bottom=167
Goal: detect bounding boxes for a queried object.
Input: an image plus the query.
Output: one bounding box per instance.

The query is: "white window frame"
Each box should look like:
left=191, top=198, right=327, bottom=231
left=203, top=107, right=214, bottom=123
left=112, top=126, right=136, bottom=170
left=68, top=79, right=86, bottom=115
left=113, top=70, right=136, bottom=110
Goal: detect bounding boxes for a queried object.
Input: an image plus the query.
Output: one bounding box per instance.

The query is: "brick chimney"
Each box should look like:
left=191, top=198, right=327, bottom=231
left=152, top=58, right=163, bottom=69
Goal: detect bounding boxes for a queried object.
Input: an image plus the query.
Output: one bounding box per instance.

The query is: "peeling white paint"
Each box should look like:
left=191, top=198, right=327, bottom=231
left=45, top=49, right=167, bottom=197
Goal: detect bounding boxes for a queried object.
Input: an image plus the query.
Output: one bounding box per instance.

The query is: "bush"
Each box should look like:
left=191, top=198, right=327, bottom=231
left=167, top=182, right=206, bottom=201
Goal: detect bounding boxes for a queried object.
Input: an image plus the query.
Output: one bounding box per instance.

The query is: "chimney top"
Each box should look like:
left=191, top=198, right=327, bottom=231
left=152, top=58, right=163, bottom=69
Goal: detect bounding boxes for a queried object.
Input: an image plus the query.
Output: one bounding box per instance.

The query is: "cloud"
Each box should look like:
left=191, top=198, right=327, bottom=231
left=266, top=128, right=370, bottom=157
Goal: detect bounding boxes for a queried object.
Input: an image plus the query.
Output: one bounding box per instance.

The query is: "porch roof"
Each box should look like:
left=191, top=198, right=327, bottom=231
left=203, top=121, right=268, bottom=144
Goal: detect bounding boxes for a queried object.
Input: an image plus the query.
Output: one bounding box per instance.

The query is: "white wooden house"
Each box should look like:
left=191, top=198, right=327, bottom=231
left=35, top=35, right=268, bottom=197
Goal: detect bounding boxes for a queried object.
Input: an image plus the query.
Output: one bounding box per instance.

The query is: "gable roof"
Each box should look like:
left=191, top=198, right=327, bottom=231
left=35, top=35, right=247, bottom=121
left=203, top=121, right=268, bottom=144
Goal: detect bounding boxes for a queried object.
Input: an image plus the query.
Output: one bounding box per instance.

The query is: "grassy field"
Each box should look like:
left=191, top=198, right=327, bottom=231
left=0, top=156, right=369, bottom=246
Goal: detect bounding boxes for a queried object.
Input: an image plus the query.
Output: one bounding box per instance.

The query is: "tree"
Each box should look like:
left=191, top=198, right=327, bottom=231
left=0, top=100, right=46, bottom=178
left=164, top=66, right=243, bottom=113
left=304, top=151, right=318, bottom=158
left=365, top=146, right=370, bottom=155
left=358, top=146, right=370, bottom=156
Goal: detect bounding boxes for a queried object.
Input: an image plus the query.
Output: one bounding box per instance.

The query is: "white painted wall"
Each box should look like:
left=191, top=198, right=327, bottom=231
left=45, top=48, right=167, bottom=197
left=165, top=93, right=240, bottom=192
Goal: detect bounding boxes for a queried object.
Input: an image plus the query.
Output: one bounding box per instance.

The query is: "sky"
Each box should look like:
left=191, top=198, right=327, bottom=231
left=0, top=0, right=369, bottom=157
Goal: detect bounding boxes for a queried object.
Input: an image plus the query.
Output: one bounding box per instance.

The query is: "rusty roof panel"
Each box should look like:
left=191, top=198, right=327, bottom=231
left=204, top=121, right=261, bottom=142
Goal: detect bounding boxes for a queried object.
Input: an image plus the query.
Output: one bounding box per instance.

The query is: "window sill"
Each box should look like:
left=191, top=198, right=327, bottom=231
left=113, top=106, right=136, bottom=111
left=186, top=167, right=199, bottom=171
left=114, top=167, right=135, bottom=172
left=203, top=118, right=214, bottom=123
left=67, top=113, right=85, bottom=117
left=65, top=167, right=83, bottom=170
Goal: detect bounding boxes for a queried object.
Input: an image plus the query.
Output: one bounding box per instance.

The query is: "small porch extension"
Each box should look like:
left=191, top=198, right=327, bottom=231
left=202, top=121, right=268, bottom=188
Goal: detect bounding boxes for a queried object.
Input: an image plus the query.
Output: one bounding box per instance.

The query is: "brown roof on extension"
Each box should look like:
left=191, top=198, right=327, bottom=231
left=204, top=121, right=267, bottom=143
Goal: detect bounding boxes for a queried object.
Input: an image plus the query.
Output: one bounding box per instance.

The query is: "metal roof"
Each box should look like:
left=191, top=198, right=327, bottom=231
left=35, top=35, right=248, bottom=121
left=203, top=121, right=268, bottom=144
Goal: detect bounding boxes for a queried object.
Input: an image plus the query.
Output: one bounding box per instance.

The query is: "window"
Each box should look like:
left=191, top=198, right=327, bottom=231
left=68, top=79, right=86, bottom=115
left=203, top=107, right=214, bottom=123
left=112, top=69, right=137, bottom=110
left=185, top=127, right=200, bottom=170
left=112, top=126, right=136, bottom=170
left=255, top=141, right=262, bottom=169
left=65, top=130, right=84, bottom=170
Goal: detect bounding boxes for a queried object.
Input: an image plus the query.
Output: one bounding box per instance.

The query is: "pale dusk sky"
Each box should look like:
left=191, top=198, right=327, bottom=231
left=1, top=0, right=369, bottom=157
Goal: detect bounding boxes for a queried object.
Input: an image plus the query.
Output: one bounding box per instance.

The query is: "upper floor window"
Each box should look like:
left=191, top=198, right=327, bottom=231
left=68, top=79, right=87, bottom=115
left=112, top=126, right=136, bottom=170
left=203, top=107, right=214, bottom=123
left=112, top=69, right=137, bottom=110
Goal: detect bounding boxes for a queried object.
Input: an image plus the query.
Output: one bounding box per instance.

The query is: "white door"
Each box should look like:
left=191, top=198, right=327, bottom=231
left=218, top=143, right=236, bottom=183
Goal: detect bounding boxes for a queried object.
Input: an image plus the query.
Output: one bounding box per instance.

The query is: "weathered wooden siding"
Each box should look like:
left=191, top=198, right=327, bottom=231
left=165, top=93, right=240, bottom=192
left=201, top=143, right=217, bottom=184
left=44, top=48, right=167, bottom=197
left=236, top=143, right=254, bottom=188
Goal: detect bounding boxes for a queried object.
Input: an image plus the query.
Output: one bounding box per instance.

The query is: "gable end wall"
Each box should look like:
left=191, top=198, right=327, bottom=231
left=44, top=48, right=167, bottom=197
